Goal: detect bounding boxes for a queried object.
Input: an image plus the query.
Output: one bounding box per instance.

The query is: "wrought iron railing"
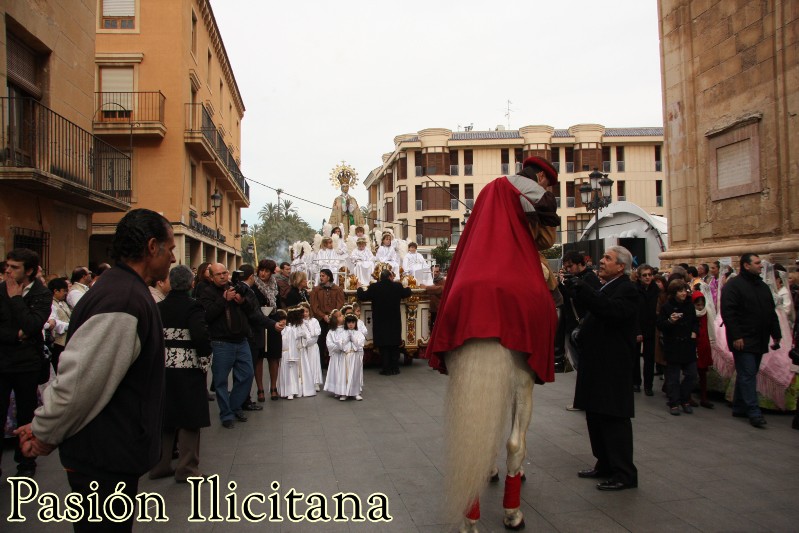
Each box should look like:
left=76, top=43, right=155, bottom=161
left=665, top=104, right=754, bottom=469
left=94, top=91, right=165, bottom=124
left=185, top=103, right=248, bottom=199
left=0, top=97, right=131, bottom=203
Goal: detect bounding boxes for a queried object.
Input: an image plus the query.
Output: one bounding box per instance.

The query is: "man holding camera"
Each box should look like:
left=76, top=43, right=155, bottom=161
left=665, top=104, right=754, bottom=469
left=198, top=263, right=254, bottom=429
left=567, top=246, right=639, bottom=491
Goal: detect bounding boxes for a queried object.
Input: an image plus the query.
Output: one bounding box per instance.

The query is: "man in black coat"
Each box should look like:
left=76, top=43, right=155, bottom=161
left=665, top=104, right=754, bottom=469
left=356, top=269, right=412, bottom=375
left=635, top=264, right=660, bottom=395
left=0, top=248, right=52, bottom=478
left=720, top=253, right=781, bottom=429
left=557, top=250, right=601, bottom=371
left=569, top=245, right=639, bottom=491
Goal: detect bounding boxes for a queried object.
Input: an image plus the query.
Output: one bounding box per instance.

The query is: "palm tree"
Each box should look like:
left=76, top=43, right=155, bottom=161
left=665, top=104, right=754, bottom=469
left=258, top=202, right=279, bottom=223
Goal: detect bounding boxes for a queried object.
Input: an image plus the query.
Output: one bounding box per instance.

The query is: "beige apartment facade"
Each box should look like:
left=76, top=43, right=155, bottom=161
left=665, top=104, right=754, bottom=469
left=91, top=0, right=249, bottom=270
left=657, top=0, right=798, bottom=266
left=0, top=1, right=130, bottom=276
left=364, top=124, right=665, bottom=254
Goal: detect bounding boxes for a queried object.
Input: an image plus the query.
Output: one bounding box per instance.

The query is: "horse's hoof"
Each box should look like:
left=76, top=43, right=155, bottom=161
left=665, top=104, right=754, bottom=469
left=521, top=473, right=527, bottom=482
left=504, top=519, right=525, bottom=530
left=490, top=473, right=500, bottom=483
left=459, top=517, right=479, bottom=533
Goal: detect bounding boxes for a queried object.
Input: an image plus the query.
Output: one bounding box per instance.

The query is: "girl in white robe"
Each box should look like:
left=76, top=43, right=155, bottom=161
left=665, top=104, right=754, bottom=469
left=350, top=239, right=376, bottom=285
left=314, top=238, right=342, bottom=284
left=375, top=234, right=400, bottom=273
left=325, top=314, right=365, bottom=401
left=300, top=303, right=324, bottom=391
left=277, top=312, right=302, bottom=400
left=324, top=311, right=346, bottom=397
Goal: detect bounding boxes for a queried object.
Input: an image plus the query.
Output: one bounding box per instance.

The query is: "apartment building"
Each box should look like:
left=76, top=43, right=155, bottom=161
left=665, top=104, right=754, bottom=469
left=364, top=124, right=665, bottom=252
left=91, top=0, right=249, bottom=269
left=0, top=1, right=130, bottom=276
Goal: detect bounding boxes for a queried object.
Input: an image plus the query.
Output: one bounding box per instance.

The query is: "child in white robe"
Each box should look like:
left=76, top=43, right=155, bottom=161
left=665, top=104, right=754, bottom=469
left=300, top=302, right=323, bottom=391
left=324, top=310, right=346, bottom=397
left=375, top=233, right=400, bottom=273
left=277, top=311, right=303, bottom=400
left=350, top=238, right=376, bottom=285
left=402, top=242, right=433, bottom=284
left=325, top=314, right=365, bottom=401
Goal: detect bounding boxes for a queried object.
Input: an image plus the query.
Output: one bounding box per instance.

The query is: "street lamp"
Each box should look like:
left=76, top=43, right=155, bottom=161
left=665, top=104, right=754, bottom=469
left=234, top=220, right=248, bottom=238
left=201, top=188, right=223, bottom=217
left=579, top=167, right=613, bottom=265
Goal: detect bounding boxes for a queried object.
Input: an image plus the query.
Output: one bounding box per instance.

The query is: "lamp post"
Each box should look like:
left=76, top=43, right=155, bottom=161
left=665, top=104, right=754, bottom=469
left=579, top=167, right=613, bottom=266
left=233, top=220, right=249, bottom=268
left=201, top=188, right=223, bottom=218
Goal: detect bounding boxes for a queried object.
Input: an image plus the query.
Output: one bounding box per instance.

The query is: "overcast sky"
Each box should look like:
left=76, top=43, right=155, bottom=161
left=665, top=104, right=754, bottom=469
left=210, top=0, right=664, bottom=230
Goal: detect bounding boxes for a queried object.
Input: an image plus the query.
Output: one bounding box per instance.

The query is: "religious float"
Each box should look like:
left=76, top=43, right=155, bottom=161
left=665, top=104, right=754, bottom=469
left=292, top=162, right=434, bottom=365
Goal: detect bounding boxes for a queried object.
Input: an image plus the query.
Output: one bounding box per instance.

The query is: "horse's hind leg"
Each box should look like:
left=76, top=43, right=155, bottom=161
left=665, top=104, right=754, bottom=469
left=503, top=367, right=535, bottom=530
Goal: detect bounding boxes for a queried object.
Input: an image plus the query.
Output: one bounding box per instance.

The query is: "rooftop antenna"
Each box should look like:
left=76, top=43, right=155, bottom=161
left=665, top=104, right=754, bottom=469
left=505, top=100, right=513, bottom=129
left=464, top=122, right=473, bottom=132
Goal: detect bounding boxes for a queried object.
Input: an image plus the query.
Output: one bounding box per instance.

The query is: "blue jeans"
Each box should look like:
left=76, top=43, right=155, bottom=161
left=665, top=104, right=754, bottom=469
left=211, top=339, right=254, bottom=422
left=732, top=351, right=763, bottom=418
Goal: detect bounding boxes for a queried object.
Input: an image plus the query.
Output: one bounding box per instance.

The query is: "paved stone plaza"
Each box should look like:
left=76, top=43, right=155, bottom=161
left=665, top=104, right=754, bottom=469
left=2, top=362, right=799, bottom=532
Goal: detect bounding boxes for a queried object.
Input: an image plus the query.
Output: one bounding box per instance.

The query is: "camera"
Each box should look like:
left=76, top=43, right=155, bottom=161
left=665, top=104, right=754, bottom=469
left=229, top=270, right=249, bottom=296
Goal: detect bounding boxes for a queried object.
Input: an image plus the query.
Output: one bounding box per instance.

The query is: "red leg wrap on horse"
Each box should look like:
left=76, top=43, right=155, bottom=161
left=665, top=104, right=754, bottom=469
left=503, top=473, right=522, bottom=509
left=466, top=499, right=480, bottom=520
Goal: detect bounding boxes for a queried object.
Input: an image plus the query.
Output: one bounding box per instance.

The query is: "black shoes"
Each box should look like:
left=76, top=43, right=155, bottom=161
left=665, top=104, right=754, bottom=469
left=222, top=420, right=234, bottom=429
left=644, top=389, right=654, bottom=396
left=597, top=479, right=637, bottom=491
left=242, top=401, right=263, bottom=411
left=234, top=412, right=248, bottom=422
left=633, top=385, right=641, bottom=393
left=379, top=369, right=401, bottom=376
left=578, top=468, right=612, bottom=479
left=750, top=417, right=767, bottom=429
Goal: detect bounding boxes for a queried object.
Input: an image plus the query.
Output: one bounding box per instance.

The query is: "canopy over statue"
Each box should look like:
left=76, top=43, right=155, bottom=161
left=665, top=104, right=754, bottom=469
left=328, top=161, right=365, bottom=236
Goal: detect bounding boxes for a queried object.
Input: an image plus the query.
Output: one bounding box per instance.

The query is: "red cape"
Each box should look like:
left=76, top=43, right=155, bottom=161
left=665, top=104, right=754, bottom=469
left=426, top=176, right=556, bottom=382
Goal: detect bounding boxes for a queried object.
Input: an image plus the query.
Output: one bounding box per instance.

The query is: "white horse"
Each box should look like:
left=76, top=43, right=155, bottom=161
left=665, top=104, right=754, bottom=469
left=444, top=338, right=536, bottom=532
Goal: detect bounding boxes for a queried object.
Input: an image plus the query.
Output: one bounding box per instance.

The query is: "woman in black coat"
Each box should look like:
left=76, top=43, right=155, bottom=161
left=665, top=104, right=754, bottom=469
left=657, top=279, right=699, bottom=415
left=283, top=271, right=310, bottom=308
left=252, top=259, right=283, bottom=400
left=151, top=265, right=212, bottom=482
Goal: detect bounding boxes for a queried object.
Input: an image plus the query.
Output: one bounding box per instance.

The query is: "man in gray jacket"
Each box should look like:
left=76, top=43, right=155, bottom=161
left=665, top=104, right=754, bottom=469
left=16, top=209, right=175, bottom=532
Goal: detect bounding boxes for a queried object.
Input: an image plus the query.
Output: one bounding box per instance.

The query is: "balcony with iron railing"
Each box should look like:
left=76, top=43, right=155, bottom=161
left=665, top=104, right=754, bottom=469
left=93, top=91, right=166, bottom=138
left=0, top=97, right=130, bottom=211
left=184, top=103, right=249, bottom=204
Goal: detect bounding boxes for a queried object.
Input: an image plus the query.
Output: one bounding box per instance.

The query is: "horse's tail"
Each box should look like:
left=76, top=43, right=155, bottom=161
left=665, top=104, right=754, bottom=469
left=443, top=338, right=515, bottom=524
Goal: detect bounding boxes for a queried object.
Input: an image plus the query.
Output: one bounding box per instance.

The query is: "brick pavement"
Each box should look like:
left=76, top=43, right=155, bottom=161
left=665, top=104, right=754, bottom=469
left=2, top=363, right=799, bottom=532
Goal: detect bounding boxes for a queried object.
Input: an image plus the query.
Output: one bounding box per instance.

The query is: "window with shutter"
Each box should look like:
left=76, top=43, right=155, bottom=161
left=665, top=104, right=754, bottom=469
left=99, top=67, right=134, bottom=119
left=102, top=0, right=136, bottom=29
left=7, top=34, right=43, bottom=99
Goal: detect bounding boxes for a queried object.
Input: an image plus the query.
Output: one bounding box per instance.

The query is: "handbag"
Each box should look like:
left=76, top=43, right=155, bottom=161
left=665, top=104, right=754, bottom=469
left=566, top=300, right=587, bottom=371
left=789, top=347, right=799, bottom=366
